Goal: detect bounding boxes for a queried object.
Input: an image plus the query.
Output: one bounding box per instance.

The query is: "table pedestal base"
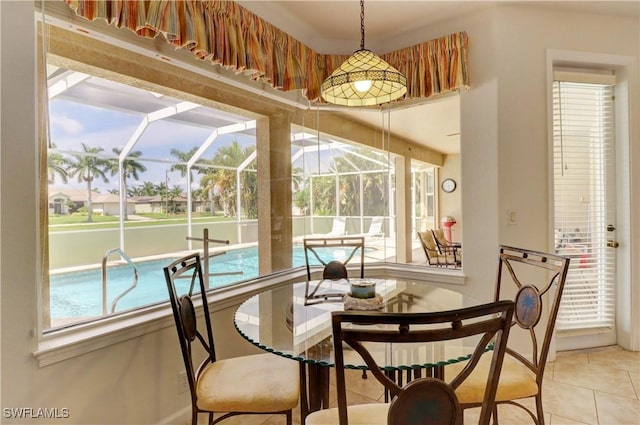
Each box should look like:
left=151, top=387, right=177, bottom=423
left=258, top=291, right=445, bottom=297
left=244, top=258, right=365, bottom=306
left=299, top=362, right=330, bottom=422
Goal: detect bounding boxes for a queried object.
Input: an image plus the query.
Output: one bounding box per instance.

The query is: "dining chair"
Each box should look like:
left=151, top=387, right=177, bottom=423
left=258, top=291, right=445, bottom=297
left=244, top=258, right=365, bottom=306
left=448, top=245, right=570, bottom=425
left=303, top=236, right=365, bottom=281
left=305, top=300, right=515, bottom=425
left=164, top=253, right=299, bottom=425
left=302, top=237, right=365, bottom=305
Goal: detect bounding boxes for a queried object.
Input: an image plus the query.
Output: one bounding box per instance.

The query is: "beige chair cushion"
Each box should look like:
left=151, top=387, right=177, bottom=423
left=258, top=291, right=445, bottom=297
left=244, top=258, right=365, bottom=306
left=196, top=353, right=299, bottom=413
left=305, top=403, right=390, bottom=425
left=446, top=354, right=539, bottom=403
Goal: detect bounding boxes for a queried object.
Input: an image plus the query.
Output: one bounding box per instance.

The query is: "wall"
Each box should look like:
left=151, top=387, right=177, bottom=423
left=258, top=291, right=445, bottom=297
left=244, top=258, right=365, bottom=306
left=438, top=154, right=462, bottom=243
left=1, top=3, right=638, bottom=425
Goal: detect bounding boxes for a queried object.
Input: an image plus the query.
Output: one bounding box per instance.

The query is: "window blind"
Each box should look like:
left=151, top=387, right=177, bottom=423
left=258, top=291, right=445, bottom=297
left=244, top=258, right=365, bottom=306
left=552, top=75, right=616, bottom=332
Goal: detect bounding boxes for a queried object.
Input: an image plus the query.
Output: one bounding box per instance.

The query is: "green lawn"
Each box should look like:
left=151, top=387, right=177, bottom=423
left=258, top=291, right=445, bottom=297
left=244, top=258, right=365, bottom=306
left=48, top=213, right=235, bottom=232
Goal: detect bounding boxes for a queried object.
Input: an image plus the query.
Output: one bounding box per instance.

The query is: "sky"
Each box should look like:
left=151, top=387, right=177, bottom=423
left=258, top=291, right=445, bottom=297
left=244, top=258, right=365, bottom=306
left=48, top=95, right=256, bottom=193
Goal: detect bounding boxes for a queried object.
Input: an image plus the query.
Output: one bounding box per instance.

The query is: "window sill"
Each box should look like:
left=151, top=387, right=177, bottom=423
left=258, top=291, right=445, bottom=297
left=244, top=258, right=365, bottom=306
left=34, top=267, right=309, bottom=367
left=34, top=264, right=463, bottom=367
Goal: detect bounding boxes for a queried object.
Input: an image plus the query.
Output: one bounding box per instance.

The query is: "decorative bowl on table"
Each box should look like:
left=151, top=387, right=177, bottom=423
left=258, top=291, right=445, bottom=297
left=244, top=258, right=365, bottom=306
left=344, top=279, right=383, bottom=310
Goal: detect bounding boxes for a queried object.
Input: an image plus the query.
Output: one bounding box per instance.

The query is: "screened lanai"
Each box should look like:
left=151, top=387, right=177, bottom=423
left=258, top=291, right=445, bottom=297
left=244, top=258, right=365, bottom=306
left=46, top=65, right=412, bottom=328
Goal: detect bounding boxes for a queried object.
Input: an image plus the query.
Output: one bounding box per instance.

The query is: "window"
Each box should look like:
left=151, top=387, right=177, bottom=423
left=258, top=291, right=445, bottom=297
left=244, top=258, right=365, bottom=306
left=46, top=66, right=406, bottom=331
left=411, top=160, right=436, bottom=234
left=552, top=70, right=616, bottom=332
left=46, top=66, right=257, bottom=330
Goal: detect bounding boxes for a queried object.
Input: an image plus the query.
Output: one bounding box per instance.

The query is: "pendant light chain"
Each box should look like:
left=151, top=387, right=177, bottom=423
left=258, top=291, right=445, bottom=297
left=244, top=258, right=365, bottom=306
left=320, top=0, right=407, bottom=106
left=360, top=0, right=365, bottom=50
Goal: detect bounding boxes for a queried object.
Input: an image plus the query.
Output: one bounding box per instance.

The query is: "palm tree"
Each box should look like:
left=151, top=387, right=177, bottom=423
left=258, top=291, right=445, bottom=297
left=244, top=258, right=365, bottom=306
left=66, top=143, right=110, bottom=222
left=166, top=185, right=183, bottom=214
left=47, top=144, right=69, bottom=184
left=199, top=172, right=219, bottom=215
left=139, top=181, right=157, bottom=196
left=170, top=147, right=200, bottom=181
left=109, top=148, right=147, bottom=220
left=199, top=141, right=256, bottom=218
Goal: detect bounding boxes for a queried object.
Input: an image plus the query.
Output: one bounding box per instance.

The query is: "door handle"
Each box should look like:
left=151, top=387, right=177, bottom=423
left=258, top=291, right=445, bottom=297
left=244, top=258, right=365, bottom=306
left=607, top=240, right=619, bottom=248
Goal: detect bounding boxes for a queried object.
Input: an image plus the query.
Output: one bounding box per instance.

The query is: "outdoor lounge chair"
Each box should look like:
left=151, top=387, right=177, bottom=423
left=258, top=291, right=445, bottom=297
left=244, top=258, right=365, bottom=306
left=417, top=230, right=460, bottom=268
left=350, top=216, right=384, bottom=239
left=297, top=216, right=347, bottom=240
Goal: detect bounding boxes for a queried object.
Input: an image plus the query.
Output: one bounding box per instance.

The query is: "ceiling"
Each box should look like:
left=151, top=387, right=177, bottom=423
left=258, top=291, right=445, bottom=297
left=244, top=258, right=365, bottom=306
left=236, top=1, right=638, bottom=156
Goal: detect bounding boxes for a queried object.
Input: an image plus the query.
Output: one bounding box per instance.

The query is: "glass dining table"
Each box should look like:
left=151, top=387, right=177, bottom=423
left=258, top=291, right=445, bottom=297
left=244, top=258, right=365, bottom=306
left=233, top=277, right=483, bottom=419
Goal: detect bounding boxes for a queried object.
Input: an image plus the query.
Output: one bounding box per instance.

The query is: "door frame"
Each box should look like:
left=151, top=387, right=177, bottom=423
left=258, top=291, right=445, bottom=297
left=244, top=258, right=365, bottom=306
left=546, top=49, right=639, bottom=352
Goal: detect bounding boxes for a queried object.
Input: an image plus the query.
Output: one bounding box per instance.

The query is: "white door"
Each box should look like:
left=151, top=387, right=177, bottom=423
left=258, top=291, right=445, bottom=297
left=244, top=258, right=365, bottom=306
left=552, top=71, right=618, bottom=349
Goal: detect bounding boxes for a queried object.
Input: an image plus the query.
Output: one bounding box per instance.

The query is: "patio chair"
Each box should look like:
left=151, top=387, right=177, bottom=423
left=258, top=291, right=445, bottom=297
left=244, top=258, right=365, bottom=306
left=164, top=253, right=299, bottom=425
left=350, top=216, right=384, bottom=239
left=432, top=229, right=462, bottom=267
left=305, top=300, right=515, bottom=425
left=296, top=216, right=347, bottom=241
left=447, top=245, right=570, bottom=425
left=417, top=231, right=458, bottom=268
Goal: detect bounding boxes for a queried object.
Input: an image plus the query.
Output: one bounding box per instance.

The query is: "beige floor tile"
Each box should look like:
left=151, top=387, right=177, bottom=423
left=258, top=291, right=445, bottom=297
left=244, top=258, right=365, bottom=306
left=555, top=351, right=590, bottom=365
left=550, top=413, right=592, bottom=425
left=595, top=391, right=640, bottom=425
left=553, top=355, right=637, bottom=399
left=587, top=346, right=640, bottom=375
left=542, top=379, right=598, bottom=424
left=339, top=369, right=385, bottom=402
left=631, top=370, right=640, bottom=400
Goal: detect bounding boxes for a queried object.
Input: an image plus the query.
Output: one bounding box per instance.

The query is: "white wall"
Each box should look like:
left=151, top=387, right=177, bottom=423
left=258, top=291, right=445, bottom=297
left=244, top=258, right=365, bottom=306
left=1, top=2, right=638, bottom=424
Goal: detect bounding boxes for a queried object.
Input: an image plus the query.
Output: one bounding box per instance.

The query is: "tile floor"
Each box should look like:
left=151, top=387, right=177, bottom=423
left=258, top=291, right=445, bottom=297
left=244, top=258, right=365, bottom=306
left=193, top=345, right=639, bottom=425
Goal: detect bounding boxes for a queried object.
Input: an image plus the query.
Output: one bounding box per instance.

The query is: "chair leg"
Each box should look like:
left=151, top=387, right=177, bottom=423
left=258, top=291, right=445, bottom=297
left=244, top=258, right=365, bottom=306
left=492, top=404, right=499, bottom=425
left=286, top=410, right=292, bottom=425
left=535, top=393, right=544, bottom=425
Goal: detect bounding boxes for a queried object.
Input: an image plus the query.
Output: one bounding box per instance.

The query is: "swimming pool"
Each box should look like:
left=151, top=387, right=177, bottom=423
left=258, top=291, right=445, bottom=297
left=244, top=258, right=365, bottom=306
left=50, top=246, right=323, bottom=320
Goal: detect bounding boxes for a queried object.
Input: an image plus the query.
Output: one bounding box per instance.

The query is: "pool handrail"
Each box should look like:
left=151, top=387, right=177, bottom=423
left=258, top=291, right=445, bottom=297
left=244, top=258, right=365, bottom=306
left=185, top=228, right=229, bottom=289
left=102, top=248, right=139, bottom=315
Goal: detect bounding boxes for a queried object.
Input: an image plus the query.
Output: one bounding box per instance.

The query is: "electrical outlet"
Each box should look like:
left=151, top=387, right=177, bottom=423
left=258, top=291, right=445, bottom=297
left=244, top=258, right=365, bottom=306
left=178, top=371, right=189, bottom=394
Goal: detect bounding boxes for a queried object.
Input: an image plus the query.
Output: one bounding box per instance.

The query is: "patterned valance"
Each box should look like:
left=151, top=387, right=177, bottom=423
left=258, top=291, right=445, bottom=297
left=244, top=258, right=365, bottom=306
left=63, top=0, right=469, bottom=102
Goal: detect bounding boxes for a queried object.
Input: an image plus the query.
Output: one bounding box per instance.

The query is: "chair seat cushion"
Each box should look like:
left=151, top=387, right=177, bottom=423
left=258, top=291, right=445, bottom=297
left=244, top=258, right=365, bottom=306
left=305, top=403, right=390, bottom=425
left=196, top=353, right=299, bottom=413
left=446, top=354, right=539, bottom=404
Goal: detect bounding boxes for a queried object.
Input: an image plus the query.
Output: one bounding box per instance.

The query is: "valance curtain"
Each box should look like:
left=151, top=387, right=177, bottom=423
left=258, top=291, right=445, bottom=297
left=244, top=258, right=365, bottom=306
left=63, top=0, right=469, bottom=102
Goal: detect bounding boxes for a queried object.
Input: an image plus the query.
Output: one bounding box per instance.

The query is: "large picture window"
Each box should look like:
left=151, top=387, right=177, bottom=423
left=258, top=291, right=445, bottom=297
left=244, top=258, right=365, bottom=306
left=45, top=66, right=415, bottom=331
left=46, top=66, right=258, bottom=329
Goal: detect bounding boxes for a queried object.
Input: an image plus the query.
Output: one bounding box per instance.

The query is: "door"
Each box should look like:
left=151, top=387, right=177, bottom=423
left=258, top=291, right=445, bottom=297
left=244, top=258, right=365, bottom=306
left=552, top=71, right=618, bottom=348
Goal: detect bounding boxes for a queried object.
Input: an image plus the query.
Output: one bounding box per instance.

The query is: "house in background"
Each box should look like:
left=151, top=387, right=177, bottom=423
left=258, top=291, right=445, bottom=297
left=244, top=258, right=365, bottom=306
left=1, top=2, right=637, bottom=425
left=48, top=188, right=135, bottom=216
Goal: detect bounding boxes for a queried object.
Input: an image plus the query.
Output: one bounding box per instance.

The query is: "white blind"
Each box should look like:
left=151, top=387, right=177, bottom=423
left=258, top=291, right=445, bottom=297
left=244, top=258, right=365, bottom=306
left=552, top=76, right=616, bottom=331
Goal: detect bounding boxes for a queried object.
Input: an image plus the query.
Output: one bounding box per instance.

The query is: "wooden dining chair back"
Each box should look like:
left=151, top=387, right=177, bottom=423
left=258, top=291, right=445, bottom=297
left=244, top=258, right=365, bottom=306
left=303, top=236, right=365, bottom=281
left=164, top=253, right=299, bottom=425
left=305, top=300, right=515, bottom=425
left=453, top=245, right=570, bottom=425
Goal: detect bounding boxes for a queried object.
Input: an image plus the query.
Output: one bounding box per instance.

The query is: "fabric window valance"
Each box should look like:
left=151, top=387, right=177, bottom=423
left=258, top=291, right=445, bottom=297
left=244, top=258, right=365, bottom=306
left=63, top=0, right=469, bottom=102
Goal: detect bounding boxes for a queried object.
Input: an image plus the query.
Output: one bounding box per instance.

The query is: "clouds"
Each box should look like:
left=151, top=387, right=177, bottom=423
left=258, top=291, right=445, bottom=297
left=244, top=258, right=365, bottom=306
left=51, top=113, right=84, bottom=135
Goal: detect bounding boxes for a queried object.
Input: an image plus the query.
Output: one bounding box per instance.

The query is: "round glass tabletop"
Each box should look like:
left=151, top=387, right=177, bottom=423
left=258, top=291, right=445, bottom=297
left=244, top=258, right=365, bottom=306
left=234, top=278, right=484, bottom=370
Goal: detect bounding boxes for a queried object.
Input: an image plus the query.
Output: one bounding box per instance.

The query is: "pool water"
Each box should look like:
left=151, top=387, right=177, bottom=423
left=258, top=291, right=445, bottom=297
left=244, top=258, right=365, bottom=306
left=49, top=246, right=320, bottom=319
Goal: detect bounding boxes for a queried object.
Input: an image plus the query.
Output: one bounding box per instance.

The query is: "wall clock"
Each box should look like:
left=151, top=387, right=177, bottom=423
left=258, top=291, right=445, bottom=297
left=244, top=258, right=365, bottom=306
left=441, top=178, right=457, bottom=193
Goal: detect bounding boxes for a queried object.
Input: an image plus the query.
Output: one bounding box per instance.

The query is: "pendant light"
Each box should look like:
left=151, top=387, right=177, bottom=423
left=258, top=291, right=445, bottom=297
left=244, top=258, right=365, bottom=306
left=321, top=0, right=407, bottom=107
